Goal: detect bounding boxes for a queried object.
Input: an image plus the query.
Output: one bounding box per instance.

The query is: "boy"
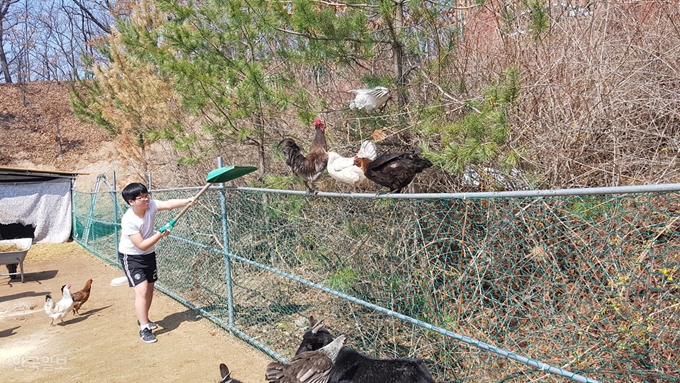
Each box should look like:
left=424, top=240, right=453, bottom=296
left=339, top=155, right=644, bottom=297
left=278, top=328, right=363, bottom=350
left=118, top=182, right=196, bottom=343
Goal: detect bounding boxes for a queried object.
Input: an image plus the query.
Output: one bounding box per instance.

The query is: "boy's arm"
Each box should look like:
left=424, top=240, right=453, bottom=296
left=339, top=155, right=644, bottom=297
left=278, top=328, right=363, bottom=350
left=155, top=197, right=196, bottom=211
left=128, top=230, right=170, bottom=252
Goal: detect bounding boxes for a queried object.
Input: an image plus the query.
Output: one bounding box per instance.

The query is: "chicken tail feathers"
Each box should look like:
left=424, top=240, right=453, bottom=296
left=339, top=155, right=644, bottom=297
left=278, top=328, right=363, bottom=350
left=44, top=294, right=55, bottom=315
left=357, top=140, right=377, bottom=160
left=279, top=138, right=304, bottom=167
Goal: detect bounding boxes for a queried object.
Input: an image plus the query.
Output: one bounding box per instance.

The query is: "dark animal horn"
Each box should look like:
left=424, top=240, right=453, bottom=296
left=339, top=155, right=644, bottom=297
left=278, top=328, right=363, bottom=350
left=311, top=318, right=326, bottom=334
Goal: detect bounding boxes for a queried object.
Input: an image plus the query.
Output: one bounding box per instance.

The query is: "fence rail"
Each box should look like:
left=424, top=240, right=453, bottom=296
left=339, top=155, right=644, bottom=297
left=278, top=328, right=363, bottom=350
left=72, top=182, right=680, bottom=382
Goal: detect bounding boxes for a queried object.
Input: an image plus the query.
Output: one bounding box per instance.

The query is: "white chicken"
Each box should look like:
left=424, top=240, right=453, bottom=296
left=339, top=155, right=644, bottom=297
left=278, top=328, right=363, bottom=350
left=327, top=141, right=377, bottom=190
left=348, top=86, right=391, bottom=113
left=44, top=284, right=74, bottom=326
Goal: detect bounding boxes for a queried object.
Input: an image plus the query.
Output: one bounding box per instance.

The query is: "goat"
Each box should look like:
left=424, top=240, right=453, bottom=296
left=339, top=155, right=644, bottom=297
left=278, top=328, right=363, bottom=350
left=295, top=316, right=336, bottom=355
left=218, top=363, right=243, bottom=383
left=266, top=335, right=346, bottom=383
left=328, top=347, right=436, bottom=383
left=294, top=316, right=437, bottom=383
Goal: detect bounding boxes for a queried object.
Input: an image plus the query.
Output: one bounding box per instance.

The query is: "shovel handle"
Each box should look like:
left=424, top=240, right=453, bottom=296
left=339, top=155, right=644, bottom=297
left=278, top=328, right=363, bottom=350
left=159, top=182, right=212, bottom=232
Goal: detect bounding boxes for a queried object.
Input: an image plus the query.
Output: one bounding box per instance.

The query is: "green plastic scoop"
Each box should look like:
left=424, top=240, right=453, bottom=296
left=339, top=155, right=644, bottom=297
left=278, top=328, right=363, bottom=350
left=159, top=165, right=257, bottom=232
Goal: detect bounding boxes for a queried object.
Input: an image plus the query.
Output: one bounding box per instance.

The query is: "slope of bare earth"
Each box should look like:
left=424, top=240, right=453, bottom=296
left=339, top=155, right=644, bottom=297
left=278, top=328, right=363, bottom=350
left=0, top=81, right=191, bottom=191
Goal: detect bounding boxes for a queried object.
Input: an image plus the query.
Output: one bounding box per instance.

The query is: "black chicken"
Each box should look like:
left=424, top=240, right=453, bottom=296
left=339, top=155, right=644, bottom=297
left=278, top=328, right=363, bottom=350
left=278, top=119, right=328, bottom=193
left=354, top=147, right=432, bottom=193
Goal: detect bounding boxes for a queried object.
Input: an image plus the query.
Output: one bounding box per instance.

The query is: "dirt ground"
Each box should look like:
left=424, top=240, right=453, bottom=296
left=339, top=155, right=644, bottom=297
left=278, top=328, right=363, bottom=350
left=0, top=241, right=273, bottom=383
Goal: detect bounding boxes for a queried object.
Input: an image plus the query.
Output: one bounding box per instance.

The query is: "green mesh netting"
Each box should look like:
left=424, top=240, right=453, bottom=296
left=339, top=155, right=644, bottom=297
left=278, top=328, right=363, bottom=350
left=73, top=187, right=680, bottom=382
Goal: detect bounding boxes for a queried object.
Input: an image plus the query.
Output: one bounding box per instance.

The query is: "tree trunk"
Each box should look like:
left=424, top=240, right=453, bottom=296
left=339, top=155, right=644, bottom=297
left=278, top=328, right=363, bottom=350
left=0, top=0, right=18, bottom=83
left=0, top=34, right=12, bottom=83
left=393, top=0, right=404, bottom=111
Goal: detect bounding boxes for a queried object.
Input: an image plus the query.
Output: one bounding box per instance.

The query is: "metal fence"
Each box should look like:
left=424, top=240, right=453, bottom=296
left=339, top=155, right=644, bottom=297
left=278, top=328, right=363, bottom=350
left=72, top=180, right=680, bottom=383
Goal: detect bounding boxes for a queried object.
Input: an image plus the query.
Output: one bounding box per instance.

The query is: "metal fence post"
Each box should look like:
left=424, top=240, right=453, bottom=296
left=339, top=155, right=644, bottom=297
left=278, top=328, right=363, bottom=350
left=217, top=157, right=235, bottom=327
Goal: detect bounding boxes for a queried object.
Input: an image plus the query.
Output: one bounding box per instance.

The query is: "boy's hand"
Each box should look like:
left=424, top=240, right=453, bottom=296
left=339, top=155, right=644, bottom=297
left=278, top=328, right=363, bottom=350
left=159, top=220, right=176, bottom=233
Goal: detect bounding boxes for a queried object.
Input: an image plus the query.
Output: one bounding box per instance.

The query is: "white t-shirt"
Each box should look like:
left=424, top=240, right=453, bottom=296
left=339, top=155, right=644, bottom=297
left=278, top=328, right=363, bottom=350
left=118, top=200, right=159, bottom=255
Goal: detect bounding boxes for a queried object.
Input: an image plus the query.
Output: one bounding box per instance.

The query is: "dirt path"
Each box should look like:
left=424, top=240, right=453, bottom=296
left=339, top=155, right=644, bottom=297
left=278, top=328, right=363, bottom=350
left=0, top=242, right=272, bottom=383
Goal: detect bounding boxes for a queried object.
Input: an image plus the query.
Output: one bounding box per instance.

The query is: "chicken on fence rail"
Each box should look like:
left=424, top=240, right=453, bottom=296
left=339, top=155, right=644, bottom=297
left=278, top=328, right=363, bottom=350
left=278, top=119, right=328, bottom=193
left=327, top=141, right=377, bottom=190
left=354, top=147, right=433, bottom=194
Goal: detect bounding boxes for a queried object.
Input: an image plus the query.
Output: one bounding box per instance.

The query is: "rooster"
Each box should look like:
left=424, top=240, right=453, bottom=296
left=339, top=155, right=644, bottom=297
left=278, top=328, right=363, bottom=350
left=348, top=86, right=391, bottom=113
left=265, top=335, right=346, bottom=383
left=354, top=147, right=433, bottom=194
left=279, top=118, right=328, bottom=193
left=44, top=284, right=74, bottom=326
left=327, top=141, right=377, bottom=190
left=71, top=278, right=93, bottom=315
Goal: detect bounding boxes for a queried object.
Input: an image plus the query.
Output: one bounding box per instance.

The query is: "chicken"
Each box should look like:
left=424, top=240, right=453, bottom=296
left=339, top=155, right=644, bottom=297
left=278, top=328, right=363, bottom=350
left=354, top=147, right=433, bottom=193
left=44, top=284, right=74, bottom=326
left=279, top=118, right=328, bottom=193
left=348, top=86, right=391, bottom=113
left=71, top=278, right=93, bottom=315
left=265, top=335, right=346, bottom=383
left=327, top=141, right=377, bottom=190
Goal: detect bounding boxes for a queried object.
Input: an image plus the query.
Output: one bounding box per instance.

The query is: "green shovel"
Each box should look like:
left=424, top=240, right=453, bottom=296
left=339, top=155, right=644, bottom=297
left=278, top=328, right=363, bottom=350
left=159, top=165, right=257, bottom=232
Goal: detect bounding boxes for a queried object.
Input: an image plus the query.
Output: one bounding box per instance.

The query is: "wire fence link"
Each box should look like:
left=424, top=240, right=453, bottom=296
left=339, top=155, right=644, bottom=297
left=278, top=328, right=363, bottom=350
left=72, top=184, right=680, bottom=382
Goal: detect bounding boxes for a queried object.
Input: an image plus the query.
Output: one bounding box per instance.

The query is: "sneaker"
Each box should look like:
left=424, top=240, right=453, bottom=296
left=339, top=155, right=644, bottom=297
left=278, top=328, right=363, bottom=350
left=139, top=328, right=157, bottom=343
left=137, top=320, right=158, bottom=330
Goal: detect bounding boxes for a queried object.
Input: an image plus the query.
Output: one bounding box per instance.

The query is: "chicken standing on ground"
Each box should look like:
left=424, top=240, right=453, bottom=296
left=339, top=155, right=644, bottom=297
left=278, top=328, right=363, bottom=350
left=327, top=141, right=377, bottom=191
left=44, top=284, right=74, bottom=325
left=348, top=86, right=391, bottom=113
left=265, top=335, right=346, bottom=383
left=279, top=119, right=328, bottom=193
left=71, top=278, right=93, bottom=315
left=354, top=147, right=433, bottom=194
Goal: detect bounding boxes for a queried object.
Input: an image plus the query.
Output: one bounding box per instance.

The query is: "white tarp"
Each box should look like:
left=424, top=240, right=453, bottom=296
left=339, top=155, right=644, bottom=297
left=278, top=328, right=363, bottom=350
left=0, top=178, right=72, bottom=243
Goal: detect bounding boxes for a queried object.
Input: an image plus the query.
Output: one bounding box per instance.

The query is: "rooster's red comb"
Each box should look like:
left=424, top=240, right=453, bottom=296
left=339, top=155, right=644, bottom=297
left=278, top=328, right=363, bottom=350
left=314, top=118, right=323, bottom=126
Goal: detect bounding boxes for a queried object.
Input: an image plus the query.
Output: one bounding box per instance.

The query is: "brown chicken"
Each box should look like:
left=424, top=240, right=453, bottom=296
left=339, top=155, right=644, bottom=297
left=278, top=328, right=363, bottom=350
left=354, top=147, right=433, bottom=193
left=278, top=119, right=328, bottom=193
left=71, top=278, right=93, bottom=315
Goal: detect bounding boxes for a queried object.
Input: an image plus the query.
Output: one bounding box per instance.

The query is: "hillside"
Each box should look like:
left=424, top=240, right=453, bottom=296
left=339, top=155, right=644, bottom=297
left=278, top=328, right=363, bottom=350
left=0, top=82, right=179, bottom=191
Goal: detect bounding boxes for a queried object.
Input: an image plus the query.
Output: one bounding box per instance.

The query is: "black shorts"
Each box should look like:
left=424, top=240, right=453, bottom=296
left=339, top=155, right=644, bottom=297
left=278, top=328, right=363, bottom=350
left=118, top=251, right=158, bottom=287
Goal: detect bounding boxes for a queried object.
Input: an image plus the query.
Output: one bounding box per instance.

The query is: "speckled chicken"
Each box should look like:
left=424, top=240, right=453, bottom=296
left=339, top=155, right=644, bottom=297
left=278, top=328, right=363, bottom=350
left=44, top=284, right=74, bottom=325
left=265, top=335, right=346, bottom=383
left=279, top=119, right=328, bottom=193
left=354, top=147, right=433, bottom=193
